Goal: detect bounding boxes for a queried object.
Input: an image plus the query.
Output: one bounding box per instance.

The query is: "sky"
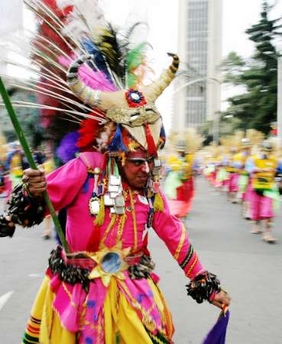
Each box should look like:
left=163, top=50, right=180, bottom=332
left=11, top=0, right=282, bottom=76
left=222, top=0, right=282, bottom=57
left=104, top=0, right=282, bottom=59
left=2, top=0, right=282, bottom=129
left=3, top=0, right=282, bottom=73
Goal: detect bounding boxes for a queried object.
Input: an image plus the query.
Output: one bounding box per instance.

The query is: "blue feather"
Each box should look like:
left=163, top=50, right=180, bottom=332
left=160, top=124, right=166, bottom=139
left=82, top=38, right=111, bottom=80
left=108, top=125, right=128, bottom=152
left=159, top=124, right=166, bottom=149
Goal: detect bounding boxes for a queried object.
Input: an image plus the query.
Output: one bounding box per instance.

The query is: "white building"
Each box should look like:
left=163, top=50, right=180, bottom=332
left=172, top=0, right=222, bottom=133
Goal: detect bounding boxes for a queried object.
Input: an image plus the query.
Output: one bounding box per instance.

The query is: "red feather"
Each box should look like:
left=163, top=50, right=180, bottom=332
left=76, top=111, right=105, bottom=151
left=32, top=0, right=74, bottom=60
left=31, top=0, right=75, bottom=135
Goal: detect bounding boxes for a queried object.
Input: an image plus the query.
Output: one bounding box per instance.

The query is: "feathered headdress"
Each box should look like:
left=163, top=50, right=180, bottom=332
left=167, top=128, right=204, bottom=154
left=3, top=0, right=179, bottom=159
left=66, top=52, right=179, bottom=155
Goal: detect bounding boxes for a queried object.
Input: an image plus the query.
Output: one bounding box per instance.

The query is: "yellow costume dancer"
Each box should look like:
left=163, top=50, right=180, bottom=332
left=245, top=141, right=278, bottom=242
left=164, top=144, right=195, bottom=218
left=164, top=130, right=203, bottom=218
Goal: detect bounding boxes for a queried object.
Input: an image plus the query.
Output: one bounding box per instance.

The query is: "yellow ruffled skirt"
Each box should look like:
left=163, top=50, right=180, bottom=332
left=22, top=275, right=175, bottom=343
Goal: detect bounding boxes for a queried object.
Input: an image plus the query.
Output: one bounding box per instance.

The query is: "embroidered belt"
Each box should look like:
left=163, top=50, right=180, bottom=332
left=48, top=246, right=155, bottom=292
left=63, top=250, right=143, bottom=269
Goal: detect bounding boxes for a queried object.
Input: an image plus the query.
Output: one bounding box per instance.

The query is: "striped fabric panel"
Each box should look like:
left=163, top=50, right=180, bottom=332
left=179, top=244, right=194, bottom=269
left=147, top=329, right=171, bottom=344
left=22, top=315, right=41, bottom=344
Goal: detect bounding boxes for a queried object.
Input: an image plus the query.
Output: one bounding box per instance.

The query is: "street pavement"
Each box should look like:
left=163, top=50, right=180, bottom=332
left=1, top=176, right=282, bottom=343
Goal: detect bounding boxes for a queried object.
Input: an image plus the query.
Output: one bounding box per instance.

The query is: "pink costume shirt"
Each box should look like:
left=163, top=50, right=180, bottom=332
left=42, top=151, right=204, bottom=341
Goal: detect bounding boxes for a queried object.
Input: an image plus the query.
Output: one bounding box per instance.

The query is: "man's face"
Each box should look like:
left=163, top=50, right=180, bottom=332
left=120, top=149, right=155, bottom=190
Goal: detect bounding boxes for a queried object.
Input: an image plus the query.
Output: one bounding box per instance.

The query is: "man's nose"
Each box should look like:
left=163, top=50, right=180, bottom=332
left=140, top=161, right=149, bottom=173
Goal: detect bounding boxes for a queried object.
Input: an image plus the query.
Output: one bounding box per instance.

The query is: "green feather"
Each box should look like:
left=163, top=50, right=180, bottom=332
left=126, top=42, right=150, bottom=87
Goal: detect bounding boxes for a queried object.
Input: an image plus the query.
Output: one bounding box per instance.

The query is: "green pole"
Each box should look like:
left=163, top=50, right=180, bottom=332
left=0, top=77, right=69, bottom=252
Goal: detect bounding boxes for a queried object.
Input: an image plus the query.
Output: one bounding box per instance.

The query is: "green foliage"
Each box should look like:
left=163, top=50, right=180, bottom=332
left=221, top=1, right=282, bottom=136
left=0, top=87, right=42, bottom=148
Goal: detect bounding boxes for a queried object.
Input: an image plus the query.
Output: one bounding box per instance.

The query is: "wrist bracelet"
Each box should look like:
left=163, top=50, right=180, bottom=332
left=186, top=271, right=221, bottom=304
left=6, top=184, right=46, bottom=227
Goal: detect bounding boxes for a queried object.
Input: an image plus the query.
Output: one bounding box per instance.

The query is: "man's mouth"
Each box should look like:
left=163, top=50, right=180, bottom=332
left=137, top=175, right=148, bottom=183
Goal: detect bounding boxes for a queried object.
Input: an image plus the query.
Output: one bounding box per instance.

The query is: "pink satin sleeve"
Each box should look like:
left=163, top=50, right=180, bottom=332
left=45, top=158, right=89, bottom=211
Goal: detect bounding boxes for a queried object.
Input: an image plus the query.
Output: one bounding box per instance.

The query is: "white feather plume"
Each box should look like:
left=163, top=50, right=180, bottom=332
left=57, top=0, right=107, bottom=42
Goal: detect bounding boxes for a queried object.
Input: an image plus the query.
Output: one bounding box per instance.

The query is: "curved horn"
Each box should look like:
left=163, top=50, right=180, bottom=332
left=143, top=53, right=179, bottom=102
left=67, top=54, right=102, bottom=108
left=67, top=53, right=180, bottom=111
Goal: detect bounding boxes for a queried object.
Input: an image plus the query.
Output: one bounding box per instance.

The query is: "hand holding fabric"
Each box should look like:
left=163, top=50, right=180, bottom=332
left=211, top=289, right=231, bottom=311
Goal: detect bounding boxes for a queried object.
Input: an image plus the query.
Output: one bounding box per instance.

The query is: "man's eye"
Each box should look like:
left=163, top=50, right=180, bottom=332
left=133, top=160, right=144, bottom=166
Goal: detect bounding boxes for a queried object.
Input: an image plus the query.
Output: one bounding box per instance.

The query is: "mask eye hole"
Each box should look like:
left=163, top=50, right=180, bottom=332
left=145, top=107, right=158, bottom=115
left=130, top=111, right=140, bottom=118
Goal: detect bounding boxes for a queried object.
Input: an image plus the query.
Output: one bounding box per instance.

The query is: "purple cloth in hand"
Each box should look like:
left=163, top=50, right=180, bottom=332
left=202, top=310, right=230, bottom=344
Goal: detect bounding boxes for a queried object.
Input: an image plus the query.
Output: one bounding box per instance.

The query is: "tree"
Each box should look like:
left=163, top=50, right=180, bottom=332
left=0, top=86, right=43, bottom=147
left=221, top=1, right=282, bottom=135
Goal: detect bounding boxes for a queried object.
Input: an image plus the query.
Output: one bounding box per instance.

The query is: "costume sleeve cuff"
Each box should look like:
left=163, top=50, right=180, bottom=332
left=185, top=271, right=221, bottom=304
left=5, top=184, right=46, bottom=227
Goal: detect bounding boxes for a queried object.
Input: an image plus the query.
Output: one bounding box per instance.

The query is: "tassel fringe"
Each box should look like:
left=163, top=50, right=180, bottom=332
left=94, top=196, right=105, bottom=225
left=153, top=193, right=164, bottom=212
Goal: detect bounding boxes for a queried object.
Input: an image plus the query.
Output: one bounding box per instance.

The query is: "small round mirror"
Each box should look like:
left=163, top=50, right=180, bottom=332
left=100, top=252, right=122, bottom=273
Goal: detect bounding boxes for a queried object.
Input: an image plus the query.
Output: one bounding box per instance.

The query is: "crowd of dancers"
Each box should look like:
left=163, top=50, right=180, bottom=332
left=160, top=133, right=282, bottom=244
left=201, top=138, right=281, bottom=243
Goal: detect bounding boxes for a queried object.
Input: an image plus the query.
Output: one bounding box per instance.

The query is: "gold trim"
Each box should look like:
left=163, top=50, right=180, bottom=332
left=173, top=223, right=186, bottom=260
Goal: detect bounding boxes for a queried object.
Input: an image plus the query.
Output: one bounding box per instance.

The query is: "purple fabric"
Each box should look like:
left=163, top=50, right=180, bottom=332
left=202, top=310, right=230, bottom=344
left=56, top=131, right=80, bottom=163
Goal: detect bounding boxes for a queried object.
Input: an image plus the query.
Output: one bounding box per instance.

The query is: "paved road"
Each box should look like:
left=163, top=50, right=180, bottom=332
left=0, top=176, right=282, bottom=343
